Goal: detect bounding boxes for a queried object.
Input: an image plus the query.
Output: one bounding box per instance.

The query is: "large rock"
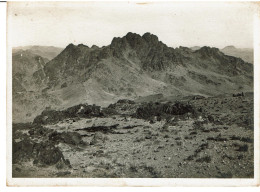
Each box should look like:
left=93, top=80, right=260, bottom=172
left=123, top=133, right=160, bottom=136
left=135, top=101, right=195, bottom=120
left=13, top=138, right=34, bottom=164
left=33, top=141, right=65, bottom=165
left=49, top=131, right=84, bottom=145
left=13, top=139, right=70, bottom=167
left=33, top=104, right=102, bottom=125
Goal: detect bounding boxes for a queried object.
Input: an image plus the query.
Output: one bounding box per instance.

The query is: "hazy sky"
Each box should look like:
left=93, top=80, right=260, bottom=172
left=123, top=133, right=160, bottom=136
left=8, top=1, right=256, bottom=49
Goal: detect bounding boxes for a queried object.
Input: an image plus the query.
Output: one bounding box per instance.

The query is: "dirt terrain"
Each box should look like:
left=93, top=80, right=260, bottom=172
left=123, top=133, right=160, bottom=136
left=12, top=93, right=254, bottom=178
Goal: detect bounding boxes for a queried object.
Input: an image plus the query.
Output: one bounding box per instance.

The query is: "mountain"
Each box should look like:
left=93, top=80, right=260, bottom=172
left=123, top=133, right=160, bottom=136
left=190, top=45, right=253, bottom=64
left=190, top=46, right=201, bottom=51
left=13, top=45, right=64, bottom=60
left=221, top=46, right=253, bottom=64
left=12, top=32, right=253, bottom=123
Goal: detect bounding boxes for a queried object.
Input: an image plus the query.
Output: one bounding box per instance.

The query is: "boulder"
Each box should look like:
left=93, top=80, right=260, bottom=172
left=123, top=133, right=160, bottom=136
left=13, top=139, right=71, bottom=167
left=34, top=141, right=64, bottom=165
left=13, top=138, right=34, bottom=163
left=49, top=131, right=84, bottom=145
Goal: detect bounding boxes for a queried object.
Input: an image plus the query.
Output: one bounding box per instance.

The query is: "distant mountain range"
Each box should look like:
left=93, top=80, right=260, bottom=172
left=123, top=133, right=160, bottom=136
left=221, top=46, right=253, bottom=64
left=190, top=45, right=253, bottom=64
left=12, top=33, right=253, bottom=122
left=13, top=45, right=63, bottom=60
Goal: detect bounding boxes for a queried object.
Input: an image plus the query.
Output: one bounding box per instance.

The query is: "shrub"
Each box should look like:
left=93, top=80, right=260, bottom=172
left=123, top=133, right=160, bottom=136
left=135, top=101, right=195, bottom=120
left=196, top=156, right=212, bottom=163
left=236, top=144, right=249, bottom=152
left=143, top=165, right=162, bottom=178
left=117, top=99, right=135, bottom=104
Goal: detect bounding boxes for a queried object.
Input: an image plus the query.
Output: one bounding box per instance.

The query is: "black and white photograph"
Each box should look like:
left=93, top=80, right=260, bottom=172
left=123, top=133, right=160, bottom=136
left=5, top=1, right=260, bottom=187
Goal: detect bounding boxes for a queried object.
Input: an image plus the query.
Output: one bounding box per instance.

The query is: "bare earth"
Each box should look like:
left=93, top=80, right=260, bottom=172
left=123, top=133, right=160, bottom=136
left=12, top=94, right=254, bottom=178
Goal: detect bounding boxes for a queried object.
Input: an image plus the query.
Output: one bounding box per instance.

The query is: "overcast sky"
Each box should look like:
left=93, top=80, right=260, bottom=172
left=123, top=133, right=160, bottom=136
left=8, top=1, right=256, bottom=49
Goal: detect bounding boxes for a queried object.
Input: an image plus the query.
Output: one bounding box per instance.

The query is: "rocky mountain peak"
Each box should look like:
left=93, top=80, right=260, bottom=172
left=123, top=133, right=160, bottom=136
left=65, top=43, right=76, bottom=49
left=178, top=46, right=192, bottom=52
left=78, top=44, right=89, bottom=48
left=91, top=45, right=99, bottom=49
left=199, top=46, right=220, bottom=52
left=125, top=32, right=142, bottom=40
left=124, top=32, right=145, bottom=49
left=142, top=32, right=159, bottom=44
left=195, top=46, right=222, bottom=58
left=110, top=32, right=161, bottom=50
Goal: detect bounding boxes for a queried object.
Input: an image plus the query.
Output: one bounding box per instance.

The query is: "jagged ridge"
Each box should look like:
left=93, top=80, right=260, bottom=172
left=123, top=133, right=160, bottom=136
left=13, top=32, right=253, bottom=122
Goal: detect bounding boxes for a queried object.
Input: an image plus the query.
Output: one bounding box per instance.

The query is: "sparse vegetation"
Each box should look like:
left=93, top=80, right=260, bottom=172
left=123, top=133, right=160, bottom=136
left=134, top=101, right=195, bottom=120
left=13, top=93, right=254, bottom=178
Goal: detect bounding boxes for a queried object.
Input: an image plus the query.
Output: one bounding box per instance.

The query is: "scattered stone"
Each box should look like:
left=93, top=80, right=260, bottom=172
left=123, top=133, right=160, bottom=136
left=55, top=171, right=71, bottom=177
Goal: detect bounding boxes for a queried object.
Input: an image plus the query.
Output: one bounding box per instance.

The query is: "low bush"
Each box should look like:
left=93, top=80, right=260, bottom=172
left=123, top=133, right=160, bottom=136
left=134, top=101, right=195, bottom=120
left=195, top=156, right=212, bottom=163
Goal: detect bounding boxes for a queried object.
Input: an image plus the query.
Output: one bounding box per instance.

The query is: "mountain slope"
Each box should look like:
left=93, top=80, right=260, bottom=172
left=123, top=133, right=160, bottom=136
left=12, top=50, right=61, bottom=122
left=12, top=50, right=49, bottom=93
left=12, top=32, right=253, bottom=122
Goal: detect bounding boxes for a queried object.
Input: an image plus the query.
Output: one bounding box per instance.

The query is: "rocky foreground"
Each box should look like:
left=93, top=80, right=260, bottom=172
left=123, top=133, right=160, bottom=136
left=12, top=93, right=254, bottom=178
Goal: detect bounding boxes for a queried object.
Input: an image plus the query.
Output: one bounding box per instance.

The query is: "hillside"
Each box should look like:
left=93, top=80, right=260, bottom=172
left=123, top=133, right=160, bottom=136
left=12, top=32, right=253, bottom=122
left=12, top=50, right=49, bottom=92
left=12, top=50, right=61, bottom=122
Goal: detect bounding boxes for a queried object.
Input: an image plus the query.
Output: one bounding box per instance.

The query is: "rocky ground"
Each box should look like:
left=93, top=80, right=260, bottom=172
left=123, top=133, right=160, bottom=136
left=12, top=93, right=254, bottom=178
